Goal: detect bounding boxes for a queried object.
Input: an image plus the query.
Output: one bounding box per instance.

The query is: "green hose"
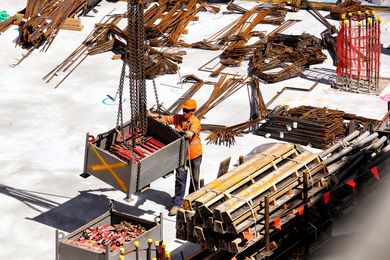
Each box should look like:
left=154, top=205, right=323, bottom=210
left=0, top=11, right=10, bottom=23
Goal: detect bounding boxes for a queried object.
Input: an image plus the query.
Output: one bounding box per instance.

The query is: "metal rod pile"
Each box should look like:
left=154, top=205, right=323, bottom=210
left=0, top=14, right=17, bottom=33
left=195, top=74, right=246, bottom=119
left=146, top=0, right=205, bottom=47
left=332, top=10, right=381, bottom=94
left=67, top=221, right=147, bottom=252
left=43, top=13, right=124, bottom=87
left=205, top=118, right=263, bottom=147
left=204, top=77, right=267, bottom=146
left=43, top=12, right=187, bottom=87
left=197, top=18, right=298, bottom=77
left=329, top=0, right=370, bottom=20
left=256, top=105, right=378, bottom=149
left=177, top=131, right=388, bottom=256
left=250, top=33, right=327, bottom=83
left=177, top=143, right=328, bottom=253
left=44, top=0, right=207, bottom=86
left=109, top=133, right=166, bottom=163
left=167, top=74, right=205, bottom=114
left=10, top=0, right=89, bottom=65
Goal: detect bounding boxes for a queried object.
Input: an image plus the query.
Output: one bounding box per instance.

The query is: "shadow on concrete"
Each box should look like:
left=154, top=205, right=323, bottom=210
left=0, top=184, right=67, bottom=212
left=300, top=67, right=337, bottom=85
left=382, top=44, right=390, bottom=56
left=26, top=188, right=171, bottom=233
left=171, top=241, right=201, bottom=260
left=134, top=188, right=173, bottom=210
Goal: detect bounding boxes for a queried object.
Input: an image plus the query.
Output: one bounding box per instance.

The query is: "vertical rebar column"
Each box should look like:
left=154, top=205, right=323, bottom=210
left=365, top=11, right=370, bottom=91
left=357, top=20, right=362, bottom=89
left=262, top=195, right=272, bottom=257
left=303, top=171, right=309, bottom=211
left=155, top=240, right=160, bottom=259
left=334, top=11, right=380, bottom=93
left=147, top=238, right=153, bottom=260
left=342, top=15, right=347, bottom=89
left=368, top=16, right=373, bottom=92
left=134, top=241, right=140, bottom=260
left=374, top=16, right=381, bottom=91
left=347, top=12, right=352, bottom=92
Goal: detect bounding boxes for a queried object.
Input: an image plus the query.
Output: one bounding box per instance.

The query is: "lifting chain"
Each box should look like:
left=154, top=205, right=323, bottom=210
left=128, top=0, right=147, bottom=192
left=152, top=78, right=160, bottom=112
left=136, top=162, right=142, bottom=192
left=116, top=60, right=126, bottom=138
left=128, top=0, right=147, bottom=138
left=113, top=0, right=156, bottom=192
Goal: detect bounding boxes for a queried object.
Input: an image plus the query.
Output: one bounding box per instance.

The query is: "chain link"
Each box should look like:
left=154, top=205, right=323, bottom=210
left=178, top=138, right=183, bottom=169
left=128, top=0, right=148, bottom=191
left=136, top=162, right=142, bottom=192
left=116, top=60, right=126, bottom=138
left=152, top=78, right=160, bottom=111
left=127, top=0, right=147, bottom=138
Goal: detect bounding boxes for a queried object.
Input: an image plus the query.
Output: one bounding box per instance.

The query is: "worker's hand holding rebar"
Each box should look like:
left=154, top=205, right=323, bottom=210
left=183, top=130, right=194, bottom=139
left=148, top=111, right=159, bottom=118
left=148, top=111, right=165, bottom=123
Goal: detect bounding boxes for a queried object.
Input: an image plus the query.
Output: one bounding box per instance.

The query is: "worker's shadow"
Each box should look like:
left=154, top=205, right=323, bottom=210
left=133, top=188, right=173, bottom=211
left=20, top=187, right=171, bottom=233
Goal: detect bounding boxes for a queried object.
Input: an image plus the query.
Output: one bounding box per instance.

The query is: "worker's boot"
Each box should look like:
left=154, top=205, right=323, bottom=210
left=168, top=206, right=179, bottom=216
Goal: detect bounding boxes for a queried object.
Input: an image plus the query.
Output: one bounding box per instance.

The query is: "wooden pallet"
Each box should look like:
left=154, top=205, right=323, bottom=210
left=59, top=17, right=84, bottom=31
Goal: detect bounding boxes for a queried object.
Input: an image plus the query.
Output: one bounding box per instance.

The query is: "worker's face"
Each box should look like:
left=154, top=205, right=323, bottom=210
left=183, top=109, right=193, bottom=120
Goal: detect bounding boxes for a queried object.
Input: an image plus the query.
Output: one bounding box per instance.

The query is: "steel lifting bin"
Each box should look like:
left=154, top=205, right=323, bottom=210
left=56, top=209, right=163, bottom=260
left=82, top=117, right=187, bottom=197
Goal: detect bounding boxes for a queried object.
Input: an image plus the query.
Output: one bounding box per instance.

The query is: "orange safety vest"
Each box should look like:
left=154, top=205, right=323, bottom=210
left=163, top=114, right=202, bottom=160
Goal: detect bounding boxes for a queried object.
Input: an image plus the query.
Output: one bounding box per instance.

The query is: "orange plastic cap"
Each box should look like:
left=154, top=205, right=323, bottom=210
left=182, top=99, right=197, bottom=110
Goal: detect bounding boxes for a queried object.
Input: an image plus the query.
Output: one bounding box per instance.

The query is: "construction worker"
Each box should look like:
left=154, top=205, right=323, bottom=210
left=150, top=99, right=202, bottom=216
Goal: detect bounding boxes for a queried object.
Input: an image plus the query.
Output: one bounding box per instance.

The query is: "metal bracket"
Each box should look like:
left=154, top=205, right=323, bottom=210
left=109, top=199, right=114, bottom=213
left=154, top=212, right=164, bottom=242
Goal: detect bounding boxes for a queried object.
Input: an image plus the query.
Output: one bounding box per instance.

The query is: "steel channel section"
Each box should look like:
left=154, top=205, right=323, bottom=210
left=57, top=210, right=162, bottom=260
left=83, top=117, right=186, bottom=195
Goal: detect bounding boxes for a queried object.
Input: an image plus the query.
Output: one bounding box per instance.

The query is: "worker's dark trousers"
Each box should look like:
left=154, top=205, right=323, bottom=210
left=172, top=156, right=202, bottom=207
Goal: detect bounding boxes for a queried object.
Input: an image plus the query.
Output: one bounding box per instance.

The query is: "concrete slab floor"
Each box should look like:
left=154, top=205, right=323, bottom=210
left=1, top=1, right=390, bottom=259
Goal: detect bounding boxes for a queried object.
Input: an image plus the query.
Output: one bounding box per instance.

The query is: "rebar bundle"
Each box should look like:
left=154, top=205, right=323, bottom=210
left=10, top=0, right=89, bottom=65
left=67, top=221, right=147, bottom=252
left=44, top=0, right=206, bottom=87
left=333, top=11, right=381, bottom=94
left=177, top=131, right=388, bottom=256
left=329, top=0, right=370, bottom=20
left=178, top=143, right=326, bottom=253
left=256, top=105, right=378, bottom=149
left=0, top=14, right=16, bottom=33
left=198, top=18, right=298, bottom=77
left=195, top=74, right=246, bottom=119
left=167, top=74, right=205, bottom=114
left=250, top=33, right=327, bottom=83
left=204, top=77, right=267, bottom=146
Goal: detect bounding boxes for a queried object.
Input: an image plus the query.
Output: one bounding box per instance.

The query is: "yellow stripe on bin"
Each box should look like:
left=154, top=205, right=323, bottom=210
left=90, top=145, right=128, bottom=193
left=91, top=162, right=126, bottom=171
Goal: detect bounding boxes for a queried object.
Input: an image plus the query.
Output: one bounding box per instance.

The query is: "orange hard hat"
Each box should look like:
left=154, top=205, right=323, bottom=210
left=182, top=99, right=197, bottom=110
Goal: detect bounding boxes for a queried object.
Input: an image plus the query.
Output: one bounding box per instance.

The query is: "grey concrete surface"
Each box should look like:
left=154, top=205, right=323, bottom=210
left=1, top=1, right=390, bottom=259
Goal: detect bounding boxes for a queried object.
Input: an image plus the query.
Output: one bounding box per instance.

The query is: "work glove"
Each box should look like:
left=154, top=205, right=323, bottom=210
left=148, top=111, right=164, bottom=123
left=148, top=111, right=160, bottom=118
left=183, top=130, right=194, bottom=139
